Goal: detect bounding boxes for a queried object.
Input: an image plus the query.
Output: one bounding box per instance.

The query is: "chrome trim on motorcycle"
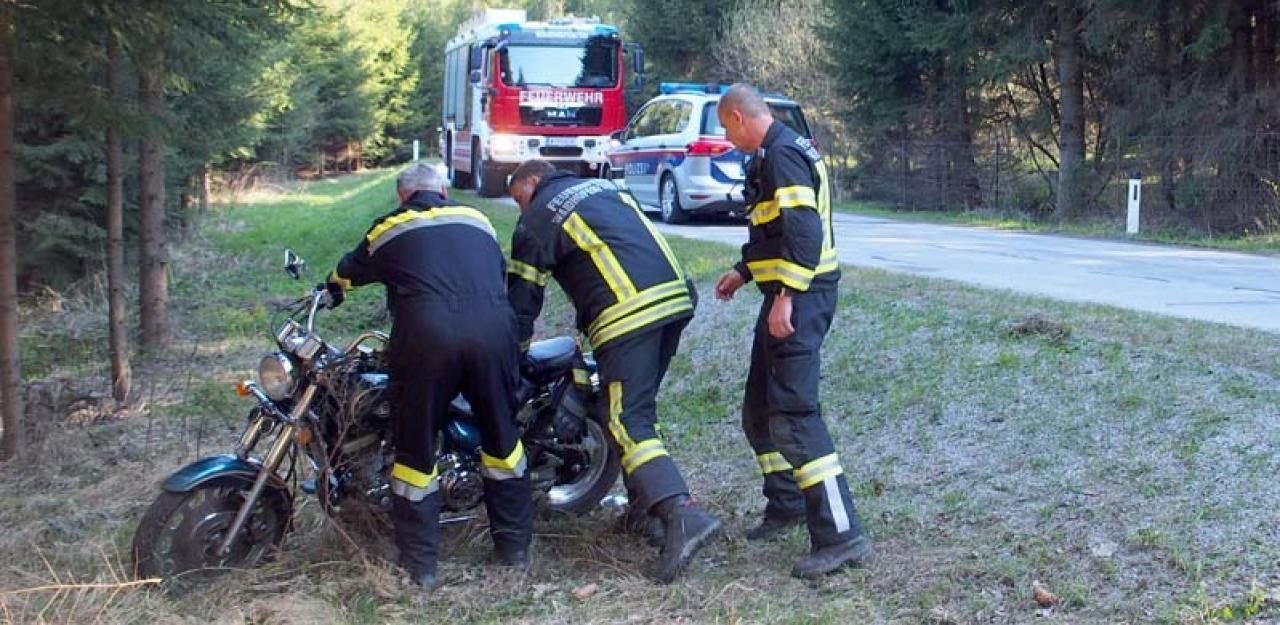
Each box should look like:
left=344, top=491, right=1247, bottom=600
left=234, top=412, right=269, bottom=460
left=341, top=331, right=390, bottom=356
left=217, top=383, right=317, bottom=556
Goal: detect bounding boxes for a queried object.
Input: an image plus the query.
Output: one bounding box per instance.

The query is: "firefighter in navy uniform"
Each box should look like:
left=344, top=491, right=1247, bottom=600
left=506, top=159, right=720, bottom=584
left=713, top=84, right=874, bottom=578
left=323, top=163, right=533, bottom=591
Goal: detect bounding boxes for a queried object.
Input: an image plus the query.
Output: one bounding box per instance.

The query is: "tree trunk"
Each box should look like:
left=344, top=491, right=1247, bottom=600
left=946, top=73, right=981, bottom=209
left=1156, top=0, right=1178, bottom=218
left=0, top=7, right=23, bottom=460
left=1055, top=1, right=1086, bottom=220
left=198, top=163, right=209, bottom=217
left=1258, top=1, right=1278, bottom=90
left=106, top=29, right=130, bottom=405
left=138, top=44, right=169, bottom=352
left=1229, top=0, right=1255, bottom=102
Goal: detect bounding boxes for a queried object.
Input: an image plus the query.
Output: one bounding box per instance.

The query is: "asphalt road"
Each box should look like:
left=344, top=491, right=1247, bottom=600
left=651, top=213, right=1280, bottom=333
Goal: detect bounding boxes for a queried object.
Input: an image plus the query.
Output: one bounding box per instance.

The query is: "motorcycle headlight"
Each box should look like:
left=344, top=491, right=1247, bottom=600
left=256, top=353, right=297, bottom=401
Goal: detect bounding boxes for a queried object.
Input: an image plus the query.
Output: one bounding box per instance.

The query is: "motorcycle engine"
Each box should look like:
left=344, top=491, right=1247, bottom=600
left=437, top=452, right=484, bottom=511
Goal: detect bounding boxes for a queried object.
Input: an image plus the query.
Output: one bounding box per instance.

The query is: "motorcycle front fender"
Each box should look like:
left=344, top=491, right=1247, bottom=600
left=161, top=454, right=291, bottom=498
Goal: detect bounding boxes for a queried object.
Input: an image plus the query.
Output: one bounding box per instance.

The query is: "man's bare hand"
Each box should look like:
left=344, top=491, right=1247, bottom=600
left=768, top=290, right=795, bottom=338
left=715, top=269, right=746, bottom=301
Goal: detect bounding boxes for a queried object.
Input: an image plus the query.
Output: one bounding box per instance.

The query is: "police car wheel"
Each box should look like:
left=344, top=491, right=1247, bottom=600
left=659, top=174, right=688, bottom=224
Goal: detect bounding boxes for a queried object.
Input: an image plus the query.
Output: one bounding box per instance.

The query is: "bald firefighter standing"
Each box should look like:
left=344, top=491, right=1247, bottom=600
left=714, top=84, right=874, bottom=578
left=324, top=164, right=533, bottom=591
left=506, top=159, right=719, bottom=583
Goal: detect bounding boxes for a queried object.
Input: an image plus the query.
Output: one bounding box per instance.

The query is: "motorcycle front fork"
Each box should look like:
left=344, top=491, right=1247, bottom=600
left=217, top=384, right=317, bottom=556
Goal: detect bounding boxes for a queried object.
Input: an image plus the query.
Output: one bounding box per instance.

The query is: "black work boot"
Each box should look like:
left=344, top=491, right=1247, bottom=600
left=791, top=534, right=874, bottom=579
left=745, top=513, right=805, bottom=541
left=392, top=494, right=441, bottom=592
left=491, top=544, right=531, bottom=568
left=650, top=495, right=720, bottom=584
left=618, top=504, right=666, bottom=547
left=484, top=476, right=534, bottom=569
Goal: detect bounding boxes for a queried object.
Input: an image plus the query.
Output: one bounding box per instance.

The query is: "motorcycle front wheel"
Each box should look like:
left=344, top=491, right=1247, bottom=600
left=544, top=417, right=621, bottom=514
left=132, top=482, right=289, bottom=584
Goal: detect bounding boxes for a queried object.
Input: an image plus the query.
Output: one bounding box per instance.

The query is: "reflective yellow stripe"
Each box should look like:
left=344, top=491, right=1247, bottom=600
left=587, top=279, right=687, bottom=339
left=815, top=161, right=834, bottom=252
left=572, top=367, right=590, bottom=386
left=622, top=193, right=685, bottom=281
left=562, top=213, right=637, bottom=299
left=508, top=259, right=549, bottom=286
left=365, top=206, right=497, bottom=252
left=746, top=258, right=817, bottom=291
left=622, top=438, right=669, bottom=474
left=329, top=270, right=352, bottom=291
left=607, top=380, right=634, bottom=449
left=795, top=453, right=843, bottom=490
left=757, top=452, right=793, bottom=475
left=392, top=462, right=437, bottom=487
left=775, top=185, right=816, bottom=209
left=480, top=441, right=527, bottom=480
left=592, top=297, right=693, bottom=347
left=749, top=199, right=780, bottom=226
left=481, top=440, right=525, bottom=470
left=816, top=248, right=839, bottom=273
left=391, top=462, right=440, bottom=500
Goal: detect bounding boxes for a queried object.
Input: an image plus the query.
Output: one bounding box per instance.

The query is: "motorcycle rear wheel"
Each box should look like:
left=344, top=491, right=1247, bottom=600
left=132, top=483, right=289, bottom=585
left=544, top=417, right=621, bottom=514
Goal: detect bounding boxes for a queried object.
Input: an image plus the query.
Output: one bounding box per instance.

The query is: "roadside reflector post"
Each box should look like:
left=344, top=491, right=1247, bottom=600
left=1126, top=172, right=1141, bottom=235
left=413, top=139, right=421, bottom=162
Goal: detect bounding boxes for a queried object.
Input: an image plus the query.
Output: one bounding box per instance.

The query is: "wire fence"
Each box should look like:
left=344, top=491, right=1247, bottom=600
left=824, top=133, right=1280, bottom=233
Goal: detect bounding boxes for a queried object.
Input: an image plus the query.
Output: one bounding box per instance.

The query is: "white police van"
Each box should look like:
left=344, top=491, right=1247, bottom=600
left=604, top=83, right=813, bottom=223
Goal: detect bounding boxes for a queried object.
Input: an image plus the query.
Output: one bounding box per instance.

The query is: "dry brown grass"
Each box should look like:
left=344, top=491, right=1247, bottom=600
left=7, top=177, right=1280, bottom=624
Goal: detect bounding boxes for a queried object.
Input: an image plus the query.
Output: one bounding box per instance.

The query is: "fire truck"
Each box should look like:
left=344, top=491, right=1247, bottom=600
left=440, top=9, right=643, bottom=197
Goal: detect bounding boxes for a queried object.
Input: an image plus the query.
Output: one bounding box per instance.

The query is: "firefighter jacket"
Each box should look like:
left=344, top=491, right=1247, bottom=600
left=330, top=191, right=507, bottom=309
left=736, top=121, right=840, bottom=294
left=507, top=172, right=695, bottom=349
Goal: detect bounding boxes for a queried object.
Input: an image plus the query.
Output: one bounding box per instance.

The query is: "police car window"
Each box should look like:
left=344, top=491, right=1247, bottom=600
left=643, top=101, right=688, bottom=137
left=499, top=36, right=618, bottom=88
left=627, top=103, right=660, bottom=139
left=701, top=102, right=812, bottom=138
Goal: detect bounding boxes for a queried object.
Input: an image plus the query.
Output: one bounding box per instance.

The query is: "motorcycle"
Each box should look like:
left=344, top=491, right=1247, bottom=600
left=132, top=250, right=620, bottom=581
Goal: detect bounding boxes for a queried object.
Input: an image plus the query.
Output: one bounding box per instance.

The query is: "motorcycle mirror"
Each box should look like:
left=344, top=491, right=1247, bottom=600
left=283, top=249, right=306, bottom=280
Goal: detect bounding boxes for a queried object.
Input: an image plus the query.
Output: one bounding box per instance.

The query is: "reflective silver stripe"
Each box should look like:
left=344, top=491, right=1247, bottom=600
left=368, top=210, right=497, bottom=253
left=480, top=441, right=528, bottom=481
left=795, top=453, right=843, bottom=490
left=480, top=454, right=527, bottom=480
left=621, top=438, right=669, bottom=474
left=508, top=259, right=549, bottom=286
left=823, top=476, right=851, bottom=533
left=587, top=279, right=687, bottom=338
left=391, top=478, right=439, bottom=501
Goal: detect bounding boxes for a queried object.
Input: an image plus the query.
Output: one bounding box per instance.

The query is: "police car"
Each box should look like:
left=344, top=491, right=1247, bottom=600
left=604, top=83, right=813, bottom=223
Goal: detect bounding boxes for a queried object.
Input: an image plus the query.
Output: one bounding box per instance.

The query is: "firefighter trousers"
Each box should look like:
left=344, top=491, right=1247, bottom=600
left=594, top=318, right=691, bottom=514
left=387, top=296, right=533, bottom=569
left=742, top=288, right=865, bottom=549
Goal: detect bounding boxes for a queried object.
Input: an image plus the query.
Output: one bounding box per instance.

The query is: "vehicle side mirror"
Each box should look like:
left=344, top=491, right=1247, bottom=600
left=284, top=249, right=306, bottom=280
left=469, top=69, right=482, bottom=85
left=629, top=45, right=644, bottom=74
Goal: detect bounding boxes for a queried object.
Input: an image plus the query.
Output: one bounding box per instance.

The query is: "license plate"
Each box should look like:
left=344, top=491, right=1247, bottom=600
left=547, top=137, right=577, bottom=147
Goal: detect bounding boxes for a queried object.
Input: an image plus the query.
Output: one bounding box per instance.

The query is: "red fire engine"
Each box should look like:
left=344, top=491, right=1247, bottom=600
left=440, top=9, right=643, bottom=197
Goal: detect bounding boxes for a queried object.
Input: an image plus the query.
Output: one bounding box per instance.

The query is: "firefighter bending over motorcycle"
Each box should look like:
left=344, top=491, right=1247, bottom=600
left=324, top=163, right=533, bottom=591
left=506, top=159, right=720, bottom=583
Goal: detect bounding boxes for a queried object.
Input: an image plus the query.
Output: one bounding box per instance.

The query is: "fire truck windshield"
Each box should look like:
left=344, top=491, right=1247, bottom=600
left=499, top=36, right=618, bottom=88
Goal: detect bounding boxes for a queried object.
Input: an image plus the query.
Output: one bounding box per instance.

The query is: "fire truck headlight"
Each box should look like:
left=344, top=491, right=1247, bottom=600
left=489, top=134, right=520, bottom=155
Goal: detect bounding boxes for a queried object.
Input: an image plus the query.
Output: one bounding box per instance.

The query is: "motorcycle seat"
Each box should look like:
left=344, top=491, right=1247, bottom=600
left=522, top=336, right=576, bottom=385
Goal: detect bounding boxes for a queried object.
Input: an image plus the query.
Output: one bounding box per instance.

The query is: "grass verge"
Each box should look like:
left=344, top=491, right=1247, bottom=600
left=836, top=200, right=1280, bottom=255
left=3, top=169, right=1280, bottom=623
